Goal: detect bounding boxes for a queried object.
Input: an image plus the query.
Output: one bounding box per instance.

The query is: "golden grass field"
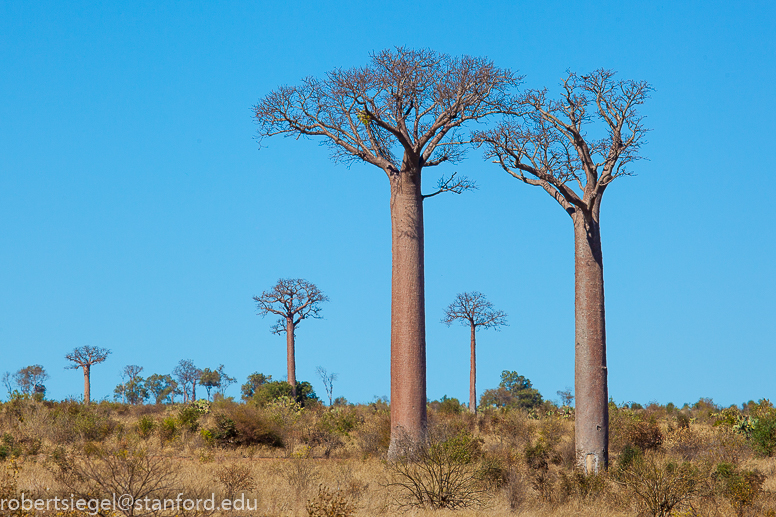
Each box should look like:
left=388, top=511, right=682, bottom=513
left=1, top=397, right=775, bottom=516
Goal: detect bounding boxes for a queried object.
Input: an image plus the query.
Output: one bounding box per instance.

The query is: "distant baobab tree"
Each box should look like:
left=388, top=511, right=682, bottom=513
left=254, top=48, right=520, bottom=454
left=65, top=346, right=111, bottom=404
left=475, top=69, right=651, bottom=473
left=254, top=278, right=328, bottom=395
left=442, top=292, right=507, bottom=414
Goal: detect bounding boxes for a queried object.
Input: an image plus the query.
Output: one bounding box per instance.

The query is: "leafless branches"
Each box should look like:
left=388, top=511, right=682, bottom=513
left=254, top=47, right=521, bottom=179
left=316, top=366, right=338, bottom=406
left=442, top=292, right=507, bottom=330
left=65, top=345, right=111, bottom=369
left=254, top=278, right=329, bottom=334
left=475, top=69, right=651, bottom=218
left=422, top=172, right=477, bottom=199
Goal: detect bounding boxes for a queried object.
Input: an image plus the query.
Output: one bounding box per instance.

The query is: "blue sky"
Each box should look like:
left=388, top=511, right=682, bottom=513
left=1, top=1, right=774, bottom=408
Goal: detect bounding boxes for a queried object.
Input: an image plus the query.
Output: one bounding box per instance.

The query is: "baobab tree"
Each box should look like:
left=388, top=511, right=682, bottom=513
left=65, top=345, right=111, bottom=404
left=442, top=292, right=507, bottom=414
left=254, top=48, right=520, bottom=452
left=254, top=278, right=328, bottom=395
left=475, top=69, right=651, bottom=473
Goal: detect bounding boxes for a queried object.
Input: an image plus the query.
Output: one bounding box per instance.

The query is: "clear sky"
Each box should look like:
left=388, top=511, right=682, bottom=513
left=1, top=1, right=774, bottom=408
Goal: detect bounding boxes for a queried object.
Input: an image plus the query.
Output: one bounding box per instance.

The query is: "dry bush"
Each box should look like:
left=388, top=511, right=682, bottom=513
left=353, top=409, right=390, bottom=458
left=211, top=405, right=283, bottom=448
left=305, top=485, right=355, bottom=517
left=53, top=441, right=179, bottom=517
left=213, top=463, right=255, bottom=500
left=610, top=407, right=664, bottom=454
left=272, top=453, right=322, bottom=504
left=492, top=409, right=535, bottom=449
left=503, top=468, right=529, bottom=512
left=666, top=425, right=752, bottom=465
left=385, top=428, right=490, bottom=510
left=615, top=452, right=702, bottom=517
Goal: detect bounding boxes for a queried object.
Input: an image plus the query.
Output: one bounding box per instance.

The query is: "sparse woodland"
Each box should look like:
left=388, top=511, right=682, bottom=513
left=2, top=47, right=774, bottom=517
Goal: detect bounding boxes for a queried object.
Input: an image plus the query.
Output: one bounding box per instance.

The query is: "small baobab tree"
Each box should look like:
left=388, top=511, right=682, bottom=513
left=442, top=292, right=507, bottom=414
left=65, top=346, right=111, bottom=404
left=254, top=48, right=520, bottom=453
left=254, top=278, right=328, bottom=395
left=475, top=69, right=651, bottom=473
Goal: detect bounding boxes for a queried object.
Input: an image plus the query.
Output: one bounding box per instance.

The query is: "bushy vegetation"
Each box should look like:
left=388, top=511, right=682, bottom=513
left=0, top=395, right=775, bottom=516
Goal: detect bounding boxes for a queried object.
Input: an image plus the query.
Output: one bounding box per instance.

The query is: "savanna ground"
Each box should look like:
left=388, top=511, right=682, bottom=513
left=1, top=395, right=775, bottom=517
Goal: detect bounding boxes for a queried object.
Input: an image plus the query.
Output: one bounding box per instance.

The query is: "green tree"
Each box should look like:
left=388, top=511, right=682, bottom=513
left=14, top=365, right=49, bottom=399
left=479, top=370, right=542, bottom=410
left=146, top=374, right=179, bottom=404
left=241, top=372, right=272, bottom=401
left=250, top=380, right=317, bottom=407
left=200, top=368, right=221, bottom=401
left=114, top=365, right=148, bottom=405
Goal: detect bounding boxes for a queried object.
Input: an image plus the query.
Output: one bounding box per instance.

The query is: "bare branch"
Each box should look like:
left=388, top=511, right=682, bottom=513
left=254, top=47, right=522, bottom=177
left=442, top=292, right=507, bottom=330
left=254, top=278, right=329, bottom=334
left=65, top=345, right=111, bottom=369
left=475, top=69, right=651, bottom=219
left=422, top=172, right=477, bottom=199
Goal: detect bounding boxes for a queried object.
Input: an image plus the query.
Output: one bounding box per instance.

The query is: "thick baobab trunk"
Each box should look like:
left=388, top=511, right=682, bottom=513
left=470, top=324, right=477, bottom=414
left=387, top=167, right=427, bottom=456
left=83, top=364, right=91, bottom=405
left=286, top=318, right=296, bottom=395
left=573, top=210, right=609, bottom=473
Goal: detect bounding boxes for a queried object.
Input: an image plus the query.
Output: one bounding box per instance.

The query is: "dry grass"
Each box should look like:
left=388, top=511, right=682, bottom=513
left=0, top=398, right=774, bottom=516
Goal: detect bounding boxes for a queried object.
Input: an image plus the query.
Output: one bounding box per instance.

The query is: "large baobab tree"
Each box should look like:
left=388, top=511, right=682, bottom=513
left=254, top=278, right=328, bottom=395
left=65, top=345, right=111, bottom=404
left=254, top=48, right=519, bottom=452
left=476, top=70, right=651, bottom=473
left=442, top=292, right=507, bottom=414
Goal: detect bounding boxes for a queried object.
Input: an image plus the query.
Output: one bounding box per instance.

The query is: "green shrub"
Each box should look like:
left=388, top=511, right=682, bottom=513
left=319, top=406, right=360, bottom=436
left=714, top=462, right=765, bottom=516
left=62, top=406, right=117, bottom=442
left=437, top=395, right=464, bottom=415
left=210, top=414, right=238, bottom=445
left=177, top=406, right=201, bottom=432
left=750, top=407, right=776, bottom=457
left=0, top=434, right=21, bottom=461
left=616, top=444, right=643, bottom=474
left=251, top=380, right=318, bottom=407
left=159, top=417, right=178, bottom=442
left=136, top=416, right=156, bottom=439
